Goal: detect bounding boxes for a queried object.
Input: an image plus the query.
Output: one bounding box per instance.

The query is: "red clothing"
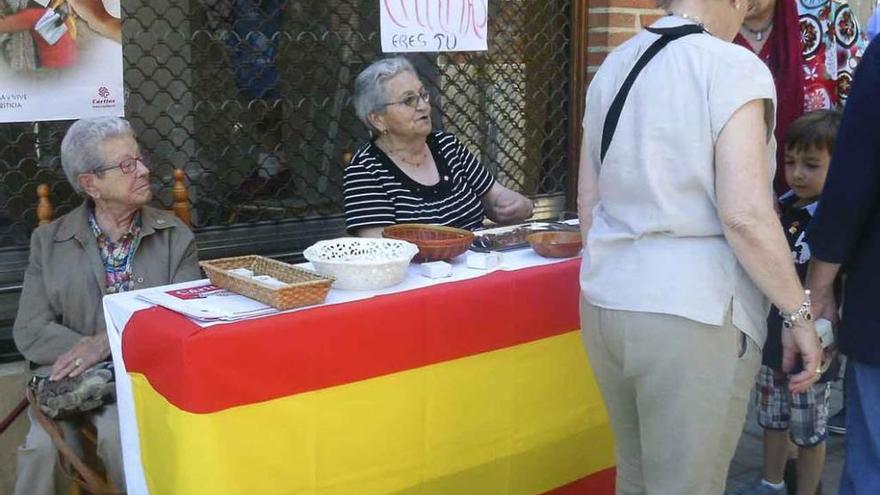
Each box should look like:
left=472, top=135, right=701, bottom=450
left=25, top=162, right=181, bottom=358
left=734, top=0, right=867, bottom=195
left=1, top=8, right=77, bottom=68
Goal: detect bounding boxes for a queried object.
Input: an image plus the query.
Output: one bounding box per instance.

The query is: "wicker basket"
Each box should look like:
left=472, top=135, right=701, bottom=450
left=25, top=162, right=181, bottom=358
left=200, top=255, right=334, bottom=310
left=382, top=224, right=475, bottom=262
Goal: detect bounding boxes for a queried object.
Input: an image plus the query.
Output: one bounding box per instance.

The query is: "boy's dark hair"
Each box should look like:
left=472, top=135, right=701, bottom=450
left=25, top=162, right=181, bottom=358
left=785, top=109, right=842, bottom=154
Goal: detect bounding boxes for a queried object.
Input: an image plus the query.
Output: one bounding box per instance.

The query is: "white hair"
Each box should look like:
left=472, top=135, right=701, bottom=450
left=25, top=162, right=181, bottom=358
left=352, top=57, right=418, bottom=133
left=60, top=116, right=134, bottom=194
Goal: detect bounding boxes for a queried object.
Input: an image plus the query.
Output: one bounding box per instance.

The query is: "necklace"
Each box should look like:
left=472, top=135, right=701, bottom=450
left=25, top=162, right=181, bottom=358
left=381, top=141, right=428, bottom=168
left=667, top=11, right=705, bottom=27
left=742, top=18, right=773, bottom=41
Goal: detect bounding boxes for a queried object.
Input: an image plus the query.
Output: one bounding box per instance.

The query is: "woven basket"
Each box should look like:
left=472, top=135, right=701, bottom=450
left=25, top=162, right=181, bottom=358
left=200, top=255, right=334, bottom=310
left=382, top=224, right=475, bottom=262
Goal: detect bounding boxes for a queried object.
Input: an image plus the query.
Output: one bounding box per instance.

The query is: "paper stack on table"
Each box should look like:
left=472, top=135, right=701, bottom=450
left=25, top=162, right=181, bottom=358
left=136, top=283, right=277, bottom=321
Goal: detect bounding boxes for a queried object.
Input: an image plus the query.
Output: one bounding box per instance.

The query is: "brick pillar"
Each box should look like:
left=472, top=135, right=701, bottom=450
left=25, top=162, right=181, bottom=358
left=586, top=0, right=666, bottom=84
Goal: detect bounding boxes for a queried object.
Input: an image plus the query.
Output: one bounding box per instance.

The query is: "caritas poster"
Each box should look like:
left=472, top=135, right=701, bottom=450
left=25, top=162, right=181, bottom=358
left=0, top=0, right=123, bottom=123
left=380, top=0, right=488, bottom=53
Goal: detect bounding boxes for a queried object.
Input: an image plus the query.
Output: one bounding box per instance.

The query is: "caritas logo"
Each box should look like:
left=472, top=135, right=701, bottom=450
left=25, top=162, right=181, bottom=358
left=91, top=86, right=117, bottom=108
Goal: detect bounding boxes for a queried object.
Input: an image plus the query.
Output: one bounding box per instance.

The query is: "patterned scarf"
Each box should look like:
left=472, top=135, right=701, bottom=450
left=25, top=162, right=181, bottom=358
left=88, top=209, right=143, bottom=294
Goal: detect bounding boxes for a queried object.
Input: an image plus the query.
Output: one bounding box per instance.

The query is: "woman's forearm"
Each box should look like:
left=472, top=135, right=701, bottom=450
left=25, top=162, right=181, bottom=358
left=482, top=183, right=532, bottom=224
left=806, top=259, right=842, bottom=322
left=716, top=99, right=806, bottom=314
left=722, top=212, right=806, bottom=313
left=806, top=259, right=841, bottom=295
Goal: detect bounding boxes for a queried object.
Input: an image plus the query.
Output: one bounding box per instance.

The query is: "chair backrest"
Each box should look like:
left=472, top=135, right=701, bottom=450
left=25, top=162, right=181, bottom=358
left=35, top=169, right=192, bottom=227
left=171, top=169, right=192, bottom=227
left=37, top=183, right=54, bottom=226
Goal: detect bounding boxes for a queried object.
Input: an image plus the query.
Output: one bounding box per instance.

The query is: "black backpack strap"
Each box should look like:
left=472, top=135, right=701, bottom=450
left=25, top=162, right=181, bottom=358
left=600, top=24, right=706, bottom=163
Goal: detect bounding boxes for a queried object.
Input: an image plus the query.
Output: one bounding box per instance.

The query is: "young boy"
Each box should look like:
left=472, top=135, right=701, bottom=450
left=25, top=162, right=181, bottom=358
left=737, top=109, right=842, bottom=495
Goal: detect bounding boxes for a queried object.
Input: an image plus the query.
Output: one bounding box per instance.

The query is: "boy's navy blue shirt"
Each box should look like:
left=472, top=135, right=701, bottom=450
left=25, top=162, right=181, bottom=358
left=806, top=37, right=880, bottom=366
left=766, top=193, right=816, bottom=370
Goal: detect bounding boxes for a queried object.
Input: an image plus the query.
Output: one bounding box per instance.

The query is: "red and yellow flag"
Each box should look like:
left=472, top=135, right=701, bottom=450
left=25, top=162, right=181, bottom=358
left=122, top=260, right=614, bottom=494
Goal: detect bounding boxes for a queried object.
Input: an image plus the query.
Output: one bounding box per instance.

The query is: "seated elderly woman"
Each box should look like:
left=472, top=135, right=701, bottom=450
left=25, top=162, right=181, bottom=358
left=12, top=116, right=200, bottom=495
left=343, top=57, right=533, bottom=236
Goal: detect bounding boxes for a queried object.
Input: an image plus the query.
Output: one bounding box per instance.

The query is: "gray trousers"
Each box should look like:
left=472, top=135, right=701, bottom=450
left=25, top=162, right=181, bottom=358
left=14, top=404, right=126, bottom=495
left=580, top=296, right=761, bottom=495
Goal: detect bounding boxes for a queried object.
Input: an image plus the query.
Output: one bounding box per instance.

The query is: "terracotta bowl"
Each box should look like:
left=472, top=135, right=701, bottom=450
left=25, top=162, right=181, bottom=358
left=526, top=231, right=583, bottom=258
left=382, top=224, right=475, bottom=262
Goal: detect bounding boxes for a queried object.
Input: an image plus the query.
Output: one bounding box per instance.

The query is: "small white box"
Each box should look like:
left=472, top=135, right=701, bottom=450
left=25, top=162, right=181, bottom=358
left=252, top=275, right=287, bottom=288
left=467, top=252, right=502, bottom=270
left=421, top=261, right=453, bottom=279
left=228, top=267, right=254, bottom=277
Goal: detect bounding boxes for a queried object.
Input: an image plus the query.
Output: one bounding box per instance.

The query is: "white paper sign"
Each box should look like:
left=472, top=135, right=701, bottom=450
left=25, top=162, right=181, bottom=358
left=380, top=0, right=489, bottom=53
left=0, top=3, right=123, bottom=123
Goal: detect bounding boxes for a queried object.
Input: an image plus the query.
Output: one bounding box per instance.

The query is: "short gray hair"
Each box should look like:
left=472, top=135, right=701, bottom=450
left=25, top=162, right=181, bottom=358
left=60, top=116, right=134, bottom=193
left=353, top=57, right=418, bottom=132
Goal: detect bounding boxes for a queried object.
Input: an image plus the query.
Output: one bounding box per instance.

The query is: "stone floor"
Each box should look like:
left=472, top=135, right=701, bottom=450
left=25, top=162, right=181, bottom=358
left=726, top=378, right=846, bottom=495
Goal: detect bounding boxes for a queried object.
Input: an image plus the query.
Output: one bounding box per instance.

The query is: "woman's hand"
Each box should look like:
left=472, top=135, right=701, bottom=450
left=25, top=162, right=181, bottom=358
left=482, top=183, right=533, bottom=224
left=781, top=320, right=823, bottom=393
left=50, top=334, right=111, bottom=381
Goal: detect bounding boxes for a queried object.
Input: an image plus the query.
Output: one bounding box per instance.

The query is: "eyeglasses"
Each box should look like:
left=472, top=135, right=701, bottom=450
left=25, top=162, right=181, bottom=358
left=91, top=155, right=151, bottom=175
left=382, top=89, right=430, bottom=110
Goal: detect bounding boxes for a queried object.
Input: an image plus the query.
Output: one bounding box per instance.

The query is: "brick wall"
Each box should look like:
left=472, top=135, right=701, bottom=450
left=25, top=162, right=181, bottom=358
left=586, top=0, right=666, bottom=84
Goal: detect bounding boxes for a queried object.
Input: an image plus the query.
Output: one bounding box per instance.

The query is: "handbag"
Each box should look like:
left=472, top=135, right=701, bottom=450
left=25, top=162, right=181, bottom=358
left=26, top=361, right=122, bottom=495
left=28, top=361, right=116, bottom=420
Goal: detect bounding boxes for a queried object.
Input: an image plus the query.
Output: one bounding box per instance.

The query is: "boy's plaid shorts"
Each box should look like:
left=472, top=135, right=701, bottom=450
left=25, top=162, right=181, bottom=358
left=756, top=365, right=831, bottom=447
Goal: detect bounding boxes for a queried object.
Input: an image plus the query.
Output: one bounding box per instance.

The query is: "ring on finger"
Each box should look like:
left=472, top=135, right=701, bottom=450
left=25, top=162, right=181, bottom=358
left=74, top=358, right=83, bottom=367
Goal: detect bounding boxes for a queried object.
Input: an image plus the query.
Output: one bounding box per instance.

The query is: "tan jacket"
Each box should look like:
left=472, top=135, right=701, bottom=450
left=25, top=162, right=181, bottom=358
left=13, top=201, right=201, bottom=368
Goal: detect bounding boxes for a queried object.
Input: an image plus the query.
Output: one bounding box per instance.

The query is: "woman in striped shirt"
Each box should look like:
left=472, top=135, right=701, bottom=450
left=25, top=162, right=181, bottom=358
left=343, top=57, right=533, bottom=237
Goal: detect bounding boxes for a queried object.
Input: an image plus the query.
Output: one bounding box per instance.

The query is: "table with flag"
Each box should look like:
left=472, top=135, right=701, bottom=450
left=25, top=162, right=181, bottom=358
left=103, top=255, right=615, bottom=495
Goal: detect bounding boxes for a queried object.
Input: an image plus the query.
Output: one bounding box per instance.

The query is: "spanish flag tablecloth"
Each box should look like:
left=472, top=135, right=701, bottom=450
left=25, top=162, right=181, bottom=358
left=103, top=258, right=614, bottom=495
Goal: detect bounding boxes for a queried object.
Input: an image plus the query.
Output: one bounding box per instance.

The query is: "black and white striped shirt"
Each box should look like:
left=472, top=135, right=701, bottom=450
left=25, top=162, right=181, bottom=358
left=343, top=131, right=495, bottom=232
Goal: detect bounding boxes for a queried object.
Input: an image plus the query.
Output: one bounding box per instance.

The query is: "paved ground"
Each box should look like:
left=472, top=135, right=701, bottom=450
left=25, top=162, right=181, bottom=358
left=726, top=378, right=846, bottom=495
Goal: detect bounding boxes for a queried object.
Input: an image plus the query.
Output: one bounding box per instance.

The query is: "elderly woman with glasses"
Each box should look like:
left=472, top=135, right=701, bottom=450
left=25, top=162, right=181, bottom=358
left=12, top=116, right=200, bottom=495
left=343, top=57, right=534, bottom=236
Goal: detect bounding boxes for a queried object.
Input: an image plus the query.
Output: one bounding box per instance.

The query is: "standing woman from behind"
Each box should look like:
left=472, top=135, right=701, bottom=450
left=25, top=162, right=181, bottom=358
left=735, top=0, right=867, bottom=195
left=343, top=57, right=533, bottom=237
left=577, top=1, right=823, bottom=494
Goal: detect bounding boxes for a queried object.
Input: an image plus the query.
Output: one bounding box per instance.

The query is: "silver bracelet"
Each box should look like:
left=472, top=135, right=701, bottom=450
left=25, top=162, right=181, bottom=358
left=780, top=290, right=813, bottom=329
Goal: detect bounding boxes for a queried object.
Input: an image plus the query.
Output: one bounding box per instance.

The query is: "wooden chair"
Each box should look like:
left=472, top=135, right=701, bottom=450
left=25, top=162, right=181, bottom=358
left=37, top=168, right=193, bottom=226
left=171, top=168, right=192, bottom=227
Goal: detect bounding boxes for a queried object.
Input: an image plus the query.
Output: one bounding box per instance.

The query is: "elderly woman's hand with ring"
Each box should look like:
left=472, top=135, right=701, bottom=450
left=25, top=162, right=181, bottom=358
left=50, top=334, right=110, bottom=381
left=782, top=318, right=823, bottom=393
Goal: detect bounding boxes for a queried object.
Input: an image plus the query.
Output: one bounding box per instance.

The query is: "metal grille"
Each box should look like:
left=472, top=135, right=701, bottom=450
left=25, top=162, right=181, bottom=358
left=0, top=0, right=573, bottom=361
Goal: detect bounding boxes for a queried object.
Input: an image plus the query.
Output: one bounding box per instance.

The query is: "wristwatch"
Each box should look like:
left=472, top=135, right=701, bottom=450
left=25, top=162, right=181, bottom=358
left=780, top=290, right=813, bottom=329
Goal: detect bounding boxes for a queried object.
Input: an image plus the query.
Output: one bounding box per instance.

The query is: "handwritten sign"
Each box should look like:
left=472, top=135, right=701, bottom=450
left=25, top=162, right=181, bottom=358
left=380, top=0, right=489, bottom=53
